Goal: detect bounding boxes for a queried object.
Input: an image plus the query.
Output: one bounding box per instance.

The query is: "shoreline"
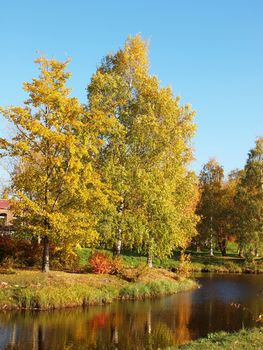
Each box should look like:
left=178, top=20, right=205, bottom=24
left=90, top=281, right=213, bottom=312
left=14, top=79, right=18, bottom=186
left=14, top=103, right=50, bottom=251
left=0, top=268, right=198, bottom=311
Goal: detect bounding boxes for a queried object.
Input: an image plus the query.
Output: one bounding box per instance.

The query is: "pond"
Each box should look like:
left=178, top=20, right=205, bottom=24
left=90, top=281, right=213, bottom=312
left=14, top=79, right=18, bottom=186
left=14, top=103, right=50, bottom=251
left=0, top=274, right=262, bottom=349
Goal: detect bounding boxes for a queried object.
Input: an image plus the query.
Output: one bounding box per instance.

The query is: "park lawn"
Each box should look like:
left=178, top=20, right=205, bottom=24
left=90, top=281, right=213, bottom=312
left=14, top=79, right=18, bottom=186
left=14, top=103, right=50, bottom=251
left=0, top=268, right=197, bottom=310
left=171, top=327, right=263, bottom=350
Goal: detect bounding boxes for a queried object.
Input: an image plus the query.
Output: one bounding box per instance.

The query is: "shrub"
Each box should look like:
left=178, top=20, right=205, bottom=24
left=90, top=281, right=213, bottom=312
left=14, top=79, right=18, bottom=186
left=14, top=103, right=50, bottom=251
left=88, top=252, right=112, bottom=274
left=0, top=236, right=42, bottom=267
left=110, top=256, right=124, bottom=275
left=50, top=244, right=80, bottom=271
left=119, top=263, right=147, bottom=282
left=0, top=236, right=15, bottom=262
left=177, top=252, right=192, bottom=276
left=223, top=261, right=242, bottom=273
left=15, top=239, right=42, bottom=267
left=0, top=256, right=16, bottom=269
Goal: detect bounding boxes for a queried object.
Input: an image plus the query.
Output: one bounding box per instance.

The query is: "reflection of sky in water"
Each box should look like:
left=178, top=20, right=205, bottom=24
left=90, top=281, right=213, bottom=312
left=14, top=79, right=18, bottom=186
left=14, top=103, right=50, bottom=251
left=193, top=279, right=249, bottom=303
left=0, top=274, right=262, bottom=350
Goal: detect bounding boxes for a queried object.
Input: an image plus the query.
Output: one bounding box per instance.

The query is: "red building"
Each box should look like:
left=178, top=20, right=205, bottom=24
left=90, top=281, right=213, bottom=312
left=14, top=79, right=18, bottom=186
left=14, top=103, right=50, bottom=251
left=0, top=199, right=13, bottom=227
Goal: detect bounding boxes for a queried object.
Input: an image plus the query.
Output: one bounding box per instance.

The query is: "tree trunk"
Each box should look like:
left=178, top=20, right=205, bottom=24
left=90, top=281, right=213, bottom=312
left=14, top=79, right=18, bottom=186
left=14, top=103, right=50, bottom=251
left=113, top=200, right=124, bottom=256
left=220, top=247, right=226, bottom=256
left=42, top=235, right=50, bottom=272
left=114, top=237, right=122, bottom=256
left=219, top=239, right=227, bottom=256
left=113, top=228, right=122, bottom=256
left=210, top=233, right=214, bottom=256
left=147, top=252, right=153, bottom=268
left=238, top=246, right=243, bottom=257
left=210, top=217, right=214, bottom=256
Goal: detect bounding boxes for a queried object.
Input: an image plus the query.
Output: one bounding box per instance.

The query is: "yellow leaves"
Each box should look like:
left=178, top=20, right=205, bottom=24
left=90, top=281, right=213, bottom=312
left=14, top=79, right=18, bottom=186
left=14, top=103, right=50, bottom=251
left=87, top=35, right=197, bottom=258
left=1, top=36, right=198, bottom=259
left=33, top=56, right=72, bottom=87
left=0, top=54, right=114, bottom=249
left=0, top=138, right=11, bottom=155
left=23, top=57, right=72, bottom=113
left=122, top=35, right=149, bottom=76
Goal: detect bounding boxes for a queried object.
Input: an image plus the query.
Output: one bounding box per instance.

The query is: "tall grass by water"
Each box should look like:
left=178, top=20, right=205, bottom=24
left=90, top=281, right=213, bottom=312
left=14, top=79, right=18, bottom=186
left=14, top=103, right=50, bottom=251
left=0, top=269, right=197, bottom=310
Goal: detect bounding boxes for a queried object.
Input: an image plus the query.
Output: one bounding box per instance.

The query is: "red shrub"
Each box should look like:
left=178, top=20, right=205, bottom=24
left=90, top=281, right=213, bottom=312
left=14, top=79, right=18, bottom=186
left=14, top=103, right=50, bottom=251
left=89, top=252, right=112, bottom=274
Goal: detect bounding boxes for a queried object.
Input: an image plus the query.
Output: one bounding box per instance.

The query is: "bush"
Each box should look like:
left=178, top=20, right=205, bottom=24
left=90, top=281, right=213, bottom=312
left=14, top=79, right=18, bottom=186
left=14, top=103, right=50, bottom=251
left=110, top=256, right=124, bottom=275
left=0, top=236, right=42, bottom=267
left=88, top=252, right=124, bottom=275
left=223, top=261, right=242, bottom=273
left=15, top=239, right=42, bottom=267
left=0, top=236, right=15, bottom=262
left=119, top=263, right=147, bottom=282
left=50, top=245, right=80, bottom=271
left=88, top=252, right=112, bottom=274
left=177, top=252, right=192, bottom=276
left=0, top=236, right=82, bottom=270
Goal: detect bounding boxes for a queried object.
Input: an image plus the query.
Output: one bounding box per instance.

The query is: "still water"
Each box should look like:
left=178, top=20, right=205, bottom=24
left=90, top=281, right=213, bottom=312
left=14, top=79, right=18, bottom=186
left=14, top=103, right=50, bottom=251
left=0, top=274, right=262, bottom=350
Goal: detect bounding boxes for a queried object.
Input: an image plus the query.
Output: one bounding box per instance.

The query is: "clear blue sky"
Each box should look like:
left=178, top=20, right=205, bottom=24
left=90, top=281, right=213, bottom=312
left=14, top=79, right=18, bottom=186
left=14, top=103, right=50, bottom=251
left=0, top=0, right=262, bottom=187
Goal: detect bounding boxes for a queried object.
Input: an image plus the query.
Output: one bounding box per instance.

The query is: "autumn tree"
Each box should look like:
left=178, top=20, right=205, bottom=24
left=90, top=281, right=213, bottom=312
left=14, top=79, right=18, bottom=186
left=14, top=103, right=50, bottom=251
left=196, top=159, right=224, bottom=255
left=197, top=160, right=247, bottom=256
left=0, top=57, right=111, bottom=272
left=224, top=169, right=244, bottom=252
left=88, top=49, right=130, bottom=255
left=88, top=36, right=198, bottom=265
left=234, top=137, right=263, bottom=258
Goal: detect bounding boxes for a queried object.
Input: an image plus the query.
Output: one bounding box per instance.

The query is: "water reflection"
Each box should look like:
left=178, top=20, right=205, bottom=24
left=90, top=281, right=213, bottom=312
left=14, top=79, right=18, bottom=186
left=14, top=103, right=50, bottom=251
left=0, top=274, right=262, bottom=350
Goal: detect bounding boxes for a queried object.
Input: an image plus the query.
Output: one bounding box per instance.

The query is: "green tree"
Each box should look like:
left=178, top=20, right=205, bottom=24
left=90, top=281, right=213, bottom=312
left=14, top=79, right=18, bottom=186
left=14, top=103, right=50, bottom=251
left=0, top=57, right=111, bottom=271
left=196, top=159, right=225, bottom=255
left=235, top=137, right=263, bottom=258
left=88, top=35, right=198, bottom=265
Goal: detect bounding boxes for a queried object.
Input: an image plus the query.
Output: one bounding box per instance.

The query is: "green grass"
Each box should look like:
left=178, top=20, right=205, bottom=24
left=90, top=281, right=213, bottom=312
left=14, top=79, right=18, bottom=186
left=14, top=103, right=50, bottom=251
left=119, top=278, right=196, bottom=300
left=226, top=241, right=239, bottom=255
left=0, top=268, right=198, bottom=310
left=168, top=327, right=263, bottom=349
left=77, top=247, right=148, bottom=268
left=76, top=247, right=263, bottom=275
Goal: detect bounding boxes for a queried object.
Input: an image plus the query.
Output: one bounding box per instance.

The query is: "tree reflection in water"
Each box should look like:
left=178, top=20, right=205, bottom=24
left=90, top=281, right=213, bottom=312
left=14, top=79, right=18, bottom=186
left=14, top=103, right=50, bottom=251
left=0, top=274, right=262, bottom=350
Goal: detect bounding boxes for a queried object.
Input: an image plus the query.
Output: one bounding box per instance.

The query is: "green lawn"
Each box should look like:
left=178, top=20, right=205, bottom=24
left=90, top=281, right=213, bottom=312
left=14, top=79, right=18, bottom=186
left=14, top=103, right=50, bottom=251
left=170, top=327, right=263, bottom=350
left=76, top=245, right=263, bottom=274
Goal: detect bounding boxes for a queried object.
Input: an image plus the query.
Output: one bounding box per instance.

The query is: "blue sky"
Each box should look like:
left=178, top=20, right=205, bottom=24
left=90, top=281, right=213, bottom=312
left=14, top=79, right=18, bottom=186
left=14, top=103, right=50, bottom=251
left=0, top=0, right=262, bottom=187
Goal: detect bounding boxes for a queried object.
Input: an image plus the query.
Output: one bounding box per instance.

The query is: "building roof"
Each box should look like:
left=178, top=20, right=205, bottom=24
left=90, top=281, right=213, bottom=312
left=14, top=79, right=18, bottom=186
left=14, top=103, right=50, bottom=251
left=0, top=199, right=10, bottom=210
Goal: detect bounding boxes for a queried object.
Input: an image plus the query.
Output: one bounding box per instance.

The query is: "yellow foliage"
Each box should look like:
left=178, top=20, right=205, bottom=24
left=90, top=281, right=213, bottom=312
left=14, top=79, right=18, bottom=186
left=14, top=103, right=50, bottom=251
left=1, top=57, right=115, bottom=249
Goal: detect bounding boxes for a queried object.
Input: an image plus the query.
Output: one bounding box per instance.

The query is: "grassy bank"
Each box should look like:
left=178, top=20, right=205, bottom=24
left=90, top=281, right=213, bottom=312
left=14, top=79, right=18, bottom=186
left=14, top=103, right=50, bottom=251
left=0, top=268, right=197, bottom=310
left=165, top=255, right=263, bottom=274
left=170, top=327, right=263, bottom=349
left=176, top=258, right=263, bottom=274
